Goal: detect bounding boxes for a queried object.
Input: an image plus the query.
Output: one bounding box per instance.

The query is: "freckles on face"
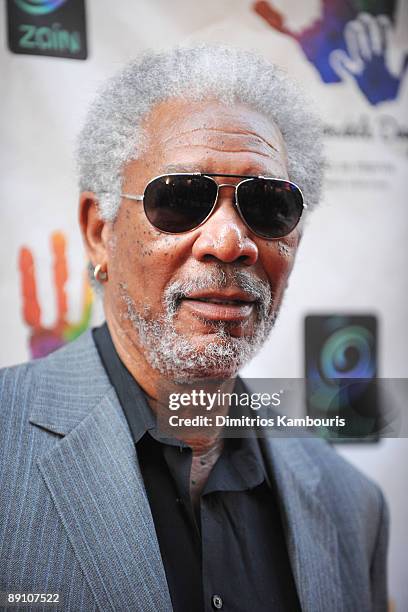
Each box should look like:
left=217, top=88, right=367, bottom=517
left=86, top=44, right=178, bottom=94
left=108, top=202, right=188, bottom=313
left=257, top=229, right=299, bottom=298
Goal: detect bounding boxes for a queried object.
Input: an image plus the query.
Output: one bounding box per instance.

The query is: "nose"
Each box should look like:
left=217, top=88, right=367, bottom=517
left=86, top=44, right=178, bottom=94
left=191, top=185, right=258, bottom=266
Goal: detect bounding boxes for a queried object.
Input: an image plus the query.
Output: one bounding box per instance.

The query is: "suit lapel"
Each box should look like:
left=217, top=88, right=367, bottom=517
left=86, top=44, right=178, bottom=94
left=36, top=388, right=172, bottom=612
left=260, top=437, right=344, bottom=612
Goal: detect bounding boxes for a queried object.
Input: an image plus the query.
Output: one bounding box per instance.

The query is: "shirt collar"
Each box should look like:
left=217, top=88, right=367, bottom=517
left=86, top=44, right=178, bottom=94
left=93, top=322, right=155, bottom=443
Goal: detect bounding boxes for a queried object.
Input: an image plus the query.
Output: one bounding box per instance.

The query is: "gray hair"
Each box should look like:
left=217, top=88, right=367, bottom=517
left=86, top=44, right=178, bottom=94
left=77, top=44, right=323, bottom=221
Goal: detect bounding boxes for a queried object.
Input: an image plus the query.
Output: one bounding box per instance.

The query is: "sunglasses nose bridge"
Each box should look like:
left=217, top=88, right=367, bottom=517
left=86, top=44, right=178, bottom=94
left=213, top=182, right=238, bottom=207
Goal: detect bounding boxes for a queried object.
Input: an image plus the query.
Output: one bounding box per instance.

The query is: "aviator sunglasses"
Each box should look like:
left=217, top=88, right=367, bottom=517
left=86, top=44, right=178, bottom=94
left=121, top=173, right=306, bottom=240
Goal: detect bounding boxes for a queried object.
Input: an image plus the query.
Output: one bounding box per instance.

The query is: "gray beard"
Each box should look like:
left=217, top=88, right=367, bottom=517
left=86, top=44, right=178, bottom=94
left=120, top=267, right=278, bottom=382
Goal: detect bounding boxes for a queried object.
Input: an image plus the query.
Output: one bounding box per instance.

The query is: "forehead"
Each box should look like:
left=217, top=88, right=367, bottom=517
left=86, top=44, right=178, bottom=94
left=138, top=98, right=288, bottom=177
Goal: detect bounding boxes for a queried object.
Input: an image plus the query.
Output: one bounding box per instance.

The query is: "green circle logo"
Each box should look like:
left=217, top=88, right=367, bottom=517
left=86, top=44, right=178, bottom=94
left=14, top=0, right=67, bottom=15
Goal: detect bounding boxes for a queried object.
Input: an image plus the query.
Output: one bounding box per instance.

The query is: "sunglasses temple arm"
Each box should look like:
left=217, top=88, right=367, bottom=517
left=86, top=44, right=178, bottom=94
left=120, top=194, right=144, bottom=201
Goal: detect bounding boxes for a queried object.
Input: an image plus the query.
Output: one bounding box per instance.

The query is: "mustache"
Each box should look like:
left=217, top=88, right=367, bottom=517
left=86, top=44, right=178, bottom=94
left=163, top=267, right=273, bottom=320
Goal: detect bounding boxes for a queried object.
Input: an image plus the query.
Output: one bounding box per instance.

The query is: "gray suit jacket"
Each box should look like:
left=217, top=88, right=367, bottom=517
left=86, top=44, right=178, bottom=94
left=0, top=331, right=388, bottom=612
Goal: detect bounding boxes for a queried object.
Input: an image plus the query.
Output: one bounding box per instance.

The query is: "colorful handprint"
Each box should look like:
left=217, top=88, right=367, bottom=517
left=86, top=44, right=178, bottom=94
left=253, top=0, right=405, bottom=105
left=19, top=231, right=93, bottom=359
left=330, top=13, right=408, bottom=105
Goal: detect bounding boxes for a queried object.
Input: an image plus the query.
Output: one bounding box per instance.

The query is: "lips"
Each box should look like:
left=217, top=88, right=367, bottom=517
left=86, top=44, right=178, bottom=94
left=191, top=297, right=248, bottom=305
left=180, top=290, right=256, bottom=322
left=184, top=290, right=256, bottom=303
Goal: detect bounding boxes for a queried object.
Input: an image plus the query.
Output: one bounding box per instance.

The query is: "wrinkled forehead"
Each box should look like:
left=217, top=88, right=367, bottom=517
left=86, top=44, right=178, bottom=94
left=138, top=97, right=288, bottom=173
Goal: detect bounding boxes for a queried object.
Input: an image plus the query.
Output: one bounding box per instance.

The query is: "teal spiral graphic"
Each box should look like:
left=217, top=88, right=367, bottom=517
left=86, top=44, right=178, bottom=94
left=14, top=0, right=67, bottom=15
left=321, top=325, right=375, bottom=380
left=310, top=324, right=375, bottom=412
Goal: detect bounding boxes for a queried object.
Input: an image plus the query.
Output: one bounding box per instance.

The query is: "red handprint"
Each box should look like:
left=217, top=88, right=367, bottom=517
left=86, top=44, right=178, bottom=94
left=19, top=231, right=93, bottom=359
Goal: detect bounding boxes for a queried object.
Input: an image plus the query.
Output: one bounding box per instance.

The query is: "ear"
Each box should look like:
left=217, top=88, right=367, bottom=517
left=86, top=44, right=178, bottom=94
left=78, top=191, right=110, bottom=267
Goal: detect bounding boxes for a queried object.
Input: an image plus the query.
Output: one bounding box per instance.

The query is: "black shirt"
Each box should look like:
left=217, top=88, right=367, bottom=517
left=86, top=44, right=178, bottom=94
left=93, top=323, right=301, bottom=612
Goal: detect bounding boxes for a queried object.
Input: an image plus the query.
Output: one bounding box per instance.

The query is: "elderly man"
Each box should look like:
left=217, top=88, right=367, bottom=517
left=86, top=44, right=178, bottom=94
left=0, top=46, right=388, bottom=611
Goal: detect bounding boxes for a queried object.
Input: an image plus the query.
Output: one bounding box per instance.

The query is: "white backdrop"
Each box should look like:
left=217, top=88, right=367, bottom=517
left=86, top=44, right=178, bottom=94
left=1, top=0, right=407, bottom=608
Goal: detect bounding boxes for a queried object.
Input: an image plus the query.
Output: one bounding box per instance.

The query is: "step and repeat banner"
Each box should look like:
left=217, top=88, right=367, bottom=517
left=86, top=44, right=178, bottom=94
left=1, top=0, right=407, bottom=608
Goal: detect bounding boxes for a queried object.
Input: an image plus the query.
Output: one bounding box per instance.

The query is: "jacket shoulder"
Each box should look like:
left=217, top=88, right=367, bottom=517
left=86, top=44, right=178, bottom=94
left=0, top=331, right=111, bottom=436
left=0, top=359, right=36, bottom=424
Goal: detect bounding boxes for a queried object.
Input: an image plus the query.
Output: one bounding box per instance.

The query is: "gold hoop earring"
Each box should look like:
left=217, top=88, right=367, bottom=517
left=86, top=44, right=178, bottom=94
left=94, top=264, right=108, bottom=283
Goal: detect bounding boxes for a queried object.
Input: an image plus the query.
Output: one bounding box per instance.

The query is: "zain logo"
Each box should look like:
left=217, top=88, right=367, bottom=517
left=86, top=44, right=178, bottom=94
left=14, top=0, right=67, bottom=15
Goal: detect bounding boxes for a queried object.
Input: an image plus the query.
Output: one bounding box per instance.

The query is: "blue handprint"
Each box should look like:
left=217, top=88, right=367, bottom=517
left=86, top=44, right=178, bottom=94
left=330, top=13, right=408, bottom=105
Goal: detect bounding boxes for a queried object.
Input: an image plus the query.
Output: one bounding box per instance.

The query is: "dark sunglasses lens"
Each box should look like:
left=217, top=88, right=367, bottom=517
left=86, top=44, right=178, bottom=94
left=238, top=179, right=303, bottom=239
left=143, top=175, right=217, bottom=233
